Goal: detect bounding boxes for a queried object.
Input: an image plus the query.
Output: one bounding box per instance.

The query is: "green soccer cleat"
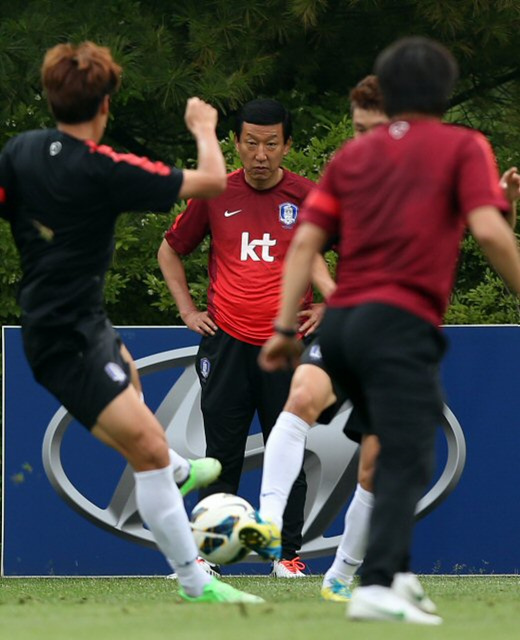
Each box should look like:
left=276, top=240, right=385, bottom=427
left=179, top=458, right=222, bottom=497
left=178, top=577, right=265, bottom=604
left=238, top=513, right=282, bottom=561
left=321, top=577, right=353, bottom=602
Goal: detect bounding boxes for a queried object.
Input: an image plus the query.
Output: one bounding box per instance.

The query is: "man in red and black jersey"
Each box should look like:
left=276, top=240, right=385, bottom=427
left=0, top=41, right=264, bottom=604
left=259, top=38, right=520, bottom=622
left=158, top=99, right=328, bottom=577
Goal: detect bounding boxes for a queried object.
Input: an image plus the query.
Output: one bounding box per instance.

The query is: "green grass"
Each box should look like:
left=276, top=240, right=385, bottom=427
left=0, top=576, right=519, bottom=640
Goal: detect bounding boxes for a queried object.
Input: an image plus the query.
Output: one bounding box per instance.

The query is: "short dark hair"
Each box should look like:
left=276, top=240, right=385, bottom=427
left=349, top=75, right=384, bottom=114
left=42, top=41, right=122, bottom=124
left=374, top=37, right=458, bottom=117
left=234, top=98, right=292, bottom=142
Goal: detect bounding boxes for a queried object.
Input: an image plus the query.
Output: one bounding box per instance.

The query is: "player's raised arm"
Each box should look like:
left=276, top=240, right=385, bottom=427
left=179, top=97, right=227, bottom=200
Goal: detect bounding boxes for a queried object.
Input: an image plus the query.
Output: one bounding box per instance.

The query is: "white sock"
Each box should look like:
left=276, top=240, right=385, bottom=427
left=134, top=463, right=210, bottom=596
left=168, top=448, right=190, bottom=485
left=259, top=411, right=310, bottom=530
left=324, top=484, right=374, bottom=585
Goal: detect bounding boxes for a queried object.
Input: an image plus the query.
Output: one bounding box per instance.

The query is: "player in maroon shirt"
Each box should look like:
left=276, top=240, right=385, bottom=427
left=258, top=37, right=520, bottom=622
left=158, top=99, right=329, bottom=577
left=252, top=75, right=520, bottom=605
left=0, top=41, right=264, bottom=604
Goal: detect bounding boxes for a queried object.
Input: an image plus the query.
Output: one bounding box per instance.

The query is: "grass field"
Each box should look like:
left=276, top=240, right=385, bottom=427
left=0, top=575, right=519, bottom=640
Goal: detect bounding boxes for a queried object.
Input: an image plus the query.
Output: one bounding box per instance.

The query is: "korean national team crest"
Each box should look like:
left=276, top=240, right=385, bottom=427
left=279, top=202, right=298, bottom=229
left=199, top=357, right=211, bottom=379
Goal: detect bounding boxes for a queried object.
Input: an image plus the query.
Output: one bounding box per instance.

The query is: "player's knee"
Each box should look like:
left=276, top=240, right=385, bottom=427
left=284, top=384, right=321, bottom=424
left=126, top=427, right=169, bottom=469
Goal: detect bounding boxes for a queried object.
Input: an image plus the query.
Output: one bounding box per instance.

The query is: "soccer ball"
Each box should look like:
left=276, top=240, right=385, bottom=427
left=190, top=492, right=255, bottom=565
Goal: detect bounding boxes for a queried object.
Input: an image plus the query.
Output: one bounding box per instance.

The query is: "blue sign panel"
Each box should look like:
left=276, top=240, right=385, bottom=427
left=411, top=326, right=520, bottom=574
left=2, top=325, right=519, bottom=575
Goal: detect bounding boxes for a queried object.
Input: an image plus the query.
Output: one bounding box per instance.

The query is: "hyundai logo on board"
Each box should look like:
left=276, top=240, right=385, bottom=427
left=42, top=345, right=466, bottom=559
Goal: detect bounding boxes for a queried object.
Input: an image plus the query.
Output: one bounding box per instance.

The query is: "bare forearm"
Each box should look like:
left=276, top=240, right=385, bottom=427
left=277, top=249, right=315, bottom=329
left=179, top=97, right=227, bottom=199
left=311, top=254, right=336, bottom=299
left=166, top=275, right=198, bottom=318
left=500, top=167, right=520, bottom=228
left=505, top=201, right=517, bottom=229
left=157, top=241, right=198, bottom=317
left=193, top=125, right=226, bottom=182
left=276, top=224, right=328, bottom=330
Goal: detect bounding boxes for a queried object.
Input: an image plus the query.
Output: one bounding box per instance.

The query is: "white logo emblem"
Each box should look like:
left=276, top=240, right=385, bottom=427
left=389, top=121, right=410, bottom=140
left=224, top=209, right=242, bottom=217
left=309, top=345, right=322, bottom=361
left=104, top=362, right=127, bottom=384
left=49, top=141, right=62, bottom=156
left=279, top=202, right=298, bottom=229
left=240, top=232, right=276, bottom=262
left=199, top=357, right=211, bottom=379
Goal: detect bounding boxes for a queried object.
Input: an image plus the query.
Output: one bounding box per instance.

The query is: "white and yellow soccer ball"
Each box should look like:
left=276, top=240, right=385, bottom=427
left=190, top=492, right=255, bottom=565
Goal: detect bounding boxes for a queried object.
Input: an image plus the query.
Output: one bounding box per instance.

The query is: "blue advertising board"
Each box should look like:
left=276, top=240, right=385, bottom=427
left=2, top=325, right=519, bottom=576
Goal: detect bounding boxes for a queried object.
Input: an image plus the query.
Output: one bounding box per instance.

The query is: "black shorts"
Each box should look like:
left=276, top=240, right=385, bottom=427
left=300, top=333, right=349, bottom=424
left=22, top=317, right=131, bottom=429
left=195, top=328, right=293, bottom=435
left=320, top=303, right=447, bottom=443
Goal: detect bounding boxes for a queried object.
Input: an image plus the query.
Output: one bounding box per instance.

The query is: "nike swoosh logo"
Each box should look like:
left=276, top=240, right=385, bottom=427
left=224, top=209, right=242, bottom=217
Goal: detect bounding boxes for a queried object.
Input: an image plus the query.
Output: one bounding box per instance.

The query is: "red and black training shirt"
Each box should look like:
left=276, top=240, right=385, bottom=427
left=165, top=168, right=314, bottom=345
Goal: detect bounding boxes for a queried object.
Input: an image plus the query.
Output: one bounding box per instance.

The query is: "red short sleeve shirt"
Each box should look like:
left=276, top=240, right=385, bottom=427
left=165, top=169, right=314, bottom=344
left=300, top=120, right=509, bottom=326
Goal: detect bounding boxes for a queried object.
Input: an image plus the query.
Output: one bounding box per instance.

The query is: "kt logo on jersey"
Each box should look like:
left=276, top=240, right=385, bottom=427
left=240, top=232, right=276, bottom=262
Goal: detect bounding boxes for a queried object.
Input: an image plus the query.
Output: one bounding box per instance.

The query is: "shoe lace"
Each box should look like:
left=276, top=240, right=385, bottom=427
left=280, top=557, right=306, bottom=572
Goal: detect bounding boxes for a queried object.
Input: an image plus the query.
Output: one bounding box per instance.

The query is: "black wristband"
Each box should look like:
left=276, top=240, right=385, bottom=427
left=274, top=324, right=297, bottom=337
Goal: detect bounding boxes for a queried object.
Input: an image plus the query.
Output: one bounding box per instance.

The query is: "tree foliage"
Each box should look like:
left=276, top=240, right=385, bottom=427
left=1, top=0, right=520, bottom=326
